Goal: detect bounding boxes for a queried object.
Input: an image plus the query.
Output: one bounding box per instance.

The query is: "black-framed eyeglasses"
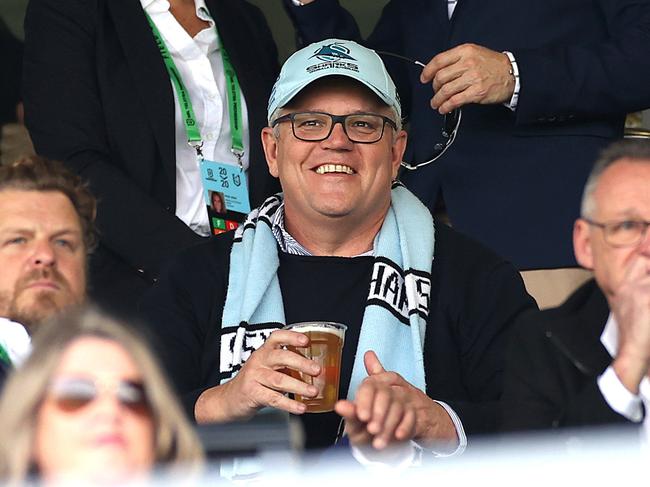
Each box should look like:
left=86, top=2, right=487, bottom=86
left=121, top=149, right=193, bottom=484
left=271, top=111, right=398, bottom=144
left=376, top=51, right=462, bottom=171
left=582, top=217, right=650, bottom=248
left=46, top=376, right=151, bottom=416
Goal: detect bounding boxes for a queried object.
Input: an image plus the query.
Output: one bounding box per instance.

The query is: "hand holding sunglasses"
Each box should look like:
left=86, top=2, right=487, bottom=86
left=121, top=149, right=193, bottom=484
left=420, top=43, right=517, bottom=115
left=377, top=51, right=462, bottom=171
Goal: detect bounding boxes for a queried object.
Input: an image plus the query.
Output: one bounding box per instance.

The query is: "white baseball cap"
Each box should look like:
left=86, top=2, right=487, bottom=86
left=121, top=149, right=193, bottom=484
left=267, top=38, right=401, bottom=121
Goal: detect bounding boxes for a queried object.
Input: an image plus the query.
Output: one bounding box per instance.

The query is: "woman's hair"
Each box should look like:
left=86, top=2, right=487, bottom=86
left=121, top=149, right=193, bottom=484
left=0, top=306, right=204, bottom=483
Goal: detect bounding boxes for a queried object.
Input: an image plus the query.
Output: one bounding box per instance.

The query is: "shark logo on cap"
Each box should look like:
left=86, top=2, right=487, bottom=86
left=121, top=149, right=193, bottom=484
left=310, top=43, right=356, bottom=62
left=267, top=38, right=401, bottom=121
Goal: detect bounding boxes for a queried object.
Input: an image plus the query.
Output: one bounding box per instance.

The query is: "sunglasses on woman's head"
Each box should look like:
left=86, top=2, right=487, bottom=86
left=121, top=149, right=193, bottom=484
left=46, top=377, right=151, bottom=416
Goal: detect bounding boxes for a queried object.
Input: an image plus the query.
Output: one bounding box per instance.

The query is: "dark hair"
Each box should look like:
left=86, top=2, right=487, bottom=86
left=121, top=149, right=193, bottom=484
left=0, top=155, right=97, bottom=251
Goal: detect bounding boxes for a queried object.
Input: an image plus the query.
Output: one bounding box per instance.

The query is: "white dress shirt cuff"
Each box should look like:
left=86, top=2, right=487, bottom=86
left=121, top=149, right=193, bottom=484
left=349, top=400, right=467, bottom=467
left=502, top=51, right=520, bottom=111
left=598, top=365, right=644, bottom=422
left=412, top=400, right=467, bottom=457
left=291, top=0, right=306, bottom=5
left=351, top=441, right=421, bottom=470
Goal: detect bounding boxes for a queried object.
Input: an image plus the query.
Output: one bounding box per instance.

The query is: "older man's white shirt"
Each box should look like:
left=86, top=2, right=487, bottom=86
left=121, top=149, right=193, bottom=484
left=598, top=313, right=650, bottom=444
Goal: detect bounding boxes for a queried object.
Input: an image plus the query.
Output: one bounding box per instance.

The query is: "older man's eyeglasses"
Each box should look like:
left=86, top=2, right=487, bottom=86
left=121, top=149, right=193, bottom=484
left=46, top=377, right=151, bottom=416
left=583, top=218, right=650, bottom=248
left=272, top=111, right=398, bottom=144
left=376, top=51, right=462, bottom=171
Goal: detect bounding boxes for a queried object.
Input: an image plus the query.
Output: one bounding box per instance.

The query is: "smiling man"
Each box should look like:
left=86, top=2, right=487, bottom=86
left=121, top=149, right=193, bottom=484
left=141, top=39, right=535, bottom=463
left=0, top=156, right=96, bottom=388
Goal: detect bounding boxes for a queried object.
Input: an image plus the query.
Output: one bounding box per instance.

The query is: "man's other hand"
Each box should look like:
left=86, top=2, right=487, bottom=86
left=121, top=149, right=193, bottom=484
left=335, top=351, right=458, bottom=451
left=421, top=43, right=515, bottom=114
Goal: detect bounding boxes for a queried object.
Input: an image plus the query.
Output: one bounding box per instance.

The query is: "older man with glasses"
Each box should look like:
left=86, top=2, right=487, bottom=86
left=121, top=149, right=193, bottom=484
left=141, top=39, right=535, bottom=465
left=503, top=139, right=650, bottom=439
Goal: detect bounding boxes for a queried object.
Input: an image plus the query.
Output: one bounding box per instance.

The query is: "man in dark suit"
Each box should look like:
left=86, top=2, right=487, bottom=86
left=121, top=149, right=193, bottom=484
left=503, top=139, right=650, bottom=436
left=22, top=0, right=281, bottom=318
left=283, top=0, right=650, bottom=272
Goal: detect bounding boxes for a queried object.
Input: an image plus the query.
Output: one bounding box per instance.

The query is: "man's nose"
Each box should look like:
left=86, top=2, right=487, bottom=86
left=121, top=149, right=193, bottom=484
left=323, top=121, right=354, bottom=148
left=31, top=240, right=56, bottom=267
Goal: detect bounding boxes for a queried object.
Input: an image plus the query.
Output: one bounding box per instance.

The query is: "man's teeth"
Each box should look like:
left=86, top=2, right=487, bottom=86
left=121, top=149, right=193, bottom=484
left=315, top=164, right=354, bottom=175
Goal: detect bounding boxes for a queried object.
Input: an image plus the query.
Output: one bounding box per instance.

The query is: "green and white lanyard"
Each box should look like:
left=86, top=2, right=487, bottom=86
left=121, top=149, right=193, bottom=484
left=145, top=13, right=245, bottom=166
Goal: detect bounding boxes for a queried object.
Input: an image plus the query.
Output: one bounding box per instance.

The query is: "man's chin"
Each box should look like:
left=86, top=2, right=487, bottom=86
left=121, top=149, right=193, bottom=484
left=9, top=291, right=71, bottom=333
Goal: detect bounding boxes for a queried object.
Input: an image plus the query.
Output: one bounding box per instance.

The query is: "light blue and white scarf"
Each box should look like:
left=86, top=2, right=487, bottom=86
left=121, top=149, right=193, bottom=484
left=219, top=185, right=434, bottom=398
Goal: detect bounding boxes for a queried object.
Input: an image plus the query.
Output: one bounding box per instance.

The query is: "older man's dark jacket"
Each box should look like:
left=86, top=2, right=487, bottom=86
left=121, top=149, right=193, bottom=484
left=502, top=280, right=635, bottom=432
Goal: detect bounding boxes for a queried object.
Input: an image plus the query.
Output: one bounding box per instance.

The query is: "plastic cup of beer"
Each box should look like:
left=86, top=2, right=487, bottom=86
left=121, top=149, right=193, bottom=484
left=284, top=321, right=347, bottom=413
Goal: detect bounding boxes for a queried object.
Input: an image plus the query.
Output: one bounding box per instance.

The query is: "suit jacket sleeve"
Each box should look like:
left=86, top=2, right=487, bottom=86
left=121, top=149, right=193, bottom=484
left=513, top=0, right=650, bottom=124
left=23, top=0, right=202, bottom=278
left=283, top=0, right=361, bottom=46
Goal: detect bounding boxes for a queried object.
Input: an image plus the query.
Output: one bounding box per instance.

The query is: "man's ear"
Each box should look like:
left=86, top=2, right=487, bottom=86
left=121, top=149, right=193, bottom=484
left=573, top=219, right=594, bottom=270
left=261, top=127, right=280, bottom=178
left=391, top=130, right=407, bottom=180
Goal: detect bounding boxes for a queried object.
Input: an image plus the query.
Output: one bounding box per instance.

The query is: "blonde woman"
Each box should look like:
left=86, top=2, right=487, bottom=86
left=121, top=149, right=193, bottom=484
left=0, top=306, right=203, bottom=485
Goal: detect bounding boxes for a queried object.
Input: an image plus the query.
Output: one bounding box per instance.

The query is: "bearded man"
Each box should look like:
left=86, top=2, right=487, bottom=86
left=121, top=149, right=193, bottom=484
left=0, top=156, right=95, bottom=388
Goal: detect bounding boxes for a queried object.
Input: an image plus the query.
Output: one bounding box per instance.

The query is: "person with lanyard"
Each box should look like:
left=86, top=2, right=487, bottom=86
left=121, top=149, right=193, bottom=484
left=140, top=39, right=536, bottom=472
left=282, top=0, right=650, bottom=282
left=0, top=156, right=94, bottom=391
left=22, top=0, right=282, bottom=319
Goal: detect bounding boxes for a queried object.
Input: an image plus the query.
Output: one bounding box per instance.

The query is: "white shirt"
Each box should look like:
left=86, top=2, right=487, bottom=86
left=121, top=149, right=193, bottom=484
left=597, top=313, right=650, bottom=443
left=448, top=0, right=458, bottom=18
left=0, top=317, right=31, bottom=367
left=141, top=0, right=251, bottom=236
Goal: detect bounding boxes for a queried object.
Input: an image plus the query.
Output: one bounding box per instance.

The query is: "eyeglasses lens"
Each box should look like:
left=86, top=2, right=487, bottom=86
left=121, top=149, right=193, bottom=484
left=605, top=221, right=648, bottom=247
left=292, top=112, right=386, bottom=143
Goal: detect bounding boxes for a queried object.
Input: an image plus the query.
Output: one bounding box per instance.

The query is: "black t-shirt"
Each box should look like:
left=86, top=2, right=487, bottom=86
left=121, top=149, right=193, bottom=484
left=278, top=252, right=374, bottom=449
left=140, top=222, right=538, bottom=448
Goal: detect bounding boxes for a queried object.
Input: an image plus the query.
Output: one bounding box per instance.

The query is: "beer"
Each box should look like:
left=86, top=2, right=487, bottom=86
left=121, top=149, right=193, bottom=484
left=285, top=322, right=346, bottom=413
